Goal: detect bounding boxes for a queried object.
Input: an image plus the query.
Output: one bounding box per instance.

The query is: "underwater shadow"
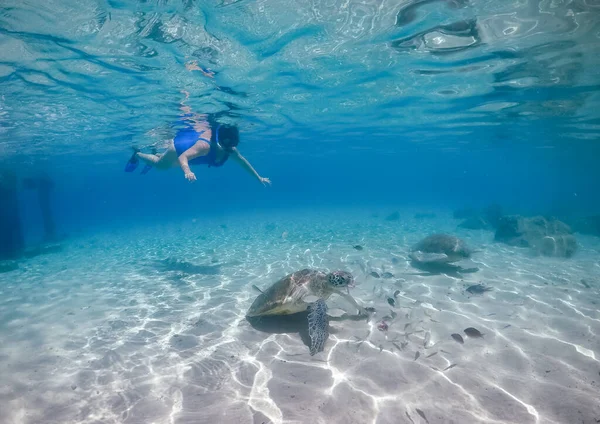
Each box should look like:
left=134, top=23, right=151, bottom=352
left=152, top=257, right=222, bottom=275
left=408, top=260, right=479, bottom=277
left=246, top=311, right=369, bottom=353
left=246, top=312, right=312, bottom=350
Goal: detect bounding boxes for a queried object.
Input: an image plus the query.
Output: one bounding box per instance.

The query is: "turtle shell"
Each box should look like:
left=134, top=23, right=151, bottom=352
left=410, top=234, right=471, bottom=263
left=246, top=269, right=328, bottom=317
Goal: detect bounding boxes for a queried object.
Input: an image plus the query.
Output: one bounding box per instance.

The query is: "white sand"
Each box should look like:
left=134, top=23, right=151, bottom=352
left=0, top=209, right=599, bottom=424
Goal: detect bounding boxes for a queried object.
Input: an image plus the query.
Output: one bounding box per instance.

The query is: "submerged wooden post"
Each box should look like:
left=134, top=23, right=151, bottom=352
left=23, top=174, right=57, bottom=243
left=37, top=176, right=56, bottom=242
left=0, top=169, right=24, bottom=259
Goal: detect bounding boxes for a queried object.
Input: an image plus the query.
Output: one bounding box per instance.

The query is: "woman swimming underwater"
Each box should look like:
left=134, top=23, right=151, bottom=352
left=125, top=92, right=271, bottom=186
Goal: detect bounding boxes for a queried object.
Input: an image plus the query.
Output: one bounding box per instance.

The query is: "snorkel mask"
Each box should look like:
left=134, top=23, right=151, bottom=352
left=215, top=124, right=223, bottom=148
left=215, top=124, right=239, bottom=151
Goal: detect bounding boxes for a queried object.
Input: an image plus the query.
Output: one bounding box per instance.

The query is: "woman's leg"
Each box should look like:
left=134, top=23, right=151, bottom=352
left=136, top=141, right=178, bottom=170
left=136, top=152, right=160, bottom=164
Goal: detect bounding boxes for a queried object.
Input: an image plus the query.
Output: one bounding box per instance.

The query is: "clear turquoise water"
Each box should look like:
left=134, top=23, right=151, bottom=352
left=1, top=1, right=600, bottom=423
left=1, top=0, right=600, bottom=236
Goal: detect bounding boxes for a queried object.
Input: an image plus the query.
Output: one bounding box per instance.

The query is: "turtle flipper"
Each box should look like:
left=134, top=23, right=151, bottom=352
left=333, top=289, right=368, bottom=317
left=307, top=298, right=329, bottom=356
left=409, top=251, right=449, bottom=263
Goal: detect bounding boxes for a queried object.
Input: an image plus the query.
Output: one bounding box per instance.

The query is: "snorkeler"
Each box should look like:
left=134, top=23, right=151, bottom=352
left=125, top=88, right=270, bottom=185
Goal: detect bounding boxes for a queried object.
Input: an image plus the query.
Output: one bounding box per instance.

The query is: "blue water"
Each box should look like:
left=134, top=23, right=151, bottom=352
left=1, top=0, right=599, bottom=237
left=1, top=1, right=600, bottom=423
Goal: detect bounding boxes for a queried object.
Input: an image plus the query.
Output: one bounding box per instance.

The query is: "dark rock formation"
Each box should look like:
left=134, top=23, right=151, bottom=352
left=494, top=215, right=577, bottom=258
left=538, top=235, right=578, bottom=258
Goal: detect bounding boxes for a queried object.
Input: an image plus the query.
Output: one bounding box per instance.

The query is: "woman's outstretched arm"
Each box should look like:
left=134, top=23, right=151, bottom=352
left=230, top=148, right=271, bottom=186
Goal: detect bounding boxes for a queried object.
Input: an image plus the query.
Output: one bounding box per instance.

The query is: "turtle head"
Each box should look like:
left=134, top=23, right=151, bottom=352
left=327, top=271, right=354, bottom=289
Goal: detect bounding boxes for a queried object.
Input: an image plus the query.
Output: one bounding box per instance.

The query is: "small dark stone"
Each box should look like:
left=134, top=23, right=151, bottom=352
left=353, top=245, right=363, bottom=250
left=370, top=271, right=380, bottom=278
left=387, top=297, right=395, bottom=307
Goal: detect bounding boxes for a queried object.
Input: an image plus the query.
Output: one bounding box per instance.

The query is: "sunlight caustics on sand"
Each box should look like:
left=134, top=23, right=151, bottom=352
left=0, top=210, right=599, bottom=424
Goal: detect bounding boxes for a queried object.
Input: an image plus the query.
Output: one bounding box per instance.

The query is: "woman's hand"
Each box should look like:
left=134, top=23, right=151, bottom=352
left=185, top=61, right=201, bottom=71
left=259, top=177, right=271, bottom=186
left=185, top=60, right=215, bottom=78
left=185, top=172, right=197, bottom=182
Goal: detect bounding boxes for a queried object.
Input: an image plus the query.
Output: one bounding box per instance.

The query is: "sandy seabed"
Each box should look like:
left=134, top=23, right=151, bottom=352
left=1, top=209, right=599, bottom=424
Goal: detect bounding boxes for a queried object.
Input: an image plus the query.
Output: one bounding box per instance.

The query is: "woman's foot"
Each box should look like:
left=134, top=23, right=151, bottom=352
left=124, top=147, right=140, bottom=172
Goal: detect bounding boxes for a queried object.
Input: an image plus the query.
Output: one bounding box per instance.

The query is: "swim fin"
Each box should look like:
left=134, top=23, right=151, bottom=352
left=124, top=148, right=140, bottom=173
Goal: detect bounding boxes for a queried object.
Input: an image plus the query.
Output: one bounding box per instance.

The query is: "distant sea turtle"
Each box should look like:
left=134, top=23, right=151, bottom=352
left=246, top=269, right=366, bottom=355
left=409, top=234, right=472, bottom=264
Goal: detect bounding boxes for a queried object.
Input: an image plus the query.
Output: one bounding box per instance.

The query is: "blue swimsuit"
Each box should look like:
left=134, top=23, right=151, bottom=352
left=173, top=117, right=228, bottom=168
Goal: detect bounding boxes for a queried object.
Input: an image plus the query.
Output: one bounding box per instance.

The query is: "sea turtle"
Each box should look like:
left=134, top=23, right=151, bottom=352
left=246, top=269, right=366, bottom=355
left=409, top=234, right=472, bottom=264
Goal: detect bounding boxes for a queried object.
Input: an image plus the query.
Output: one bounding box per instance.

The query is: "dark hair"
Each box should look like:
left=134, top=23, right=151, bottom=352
left=217, top=124, right=239, bottom=150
